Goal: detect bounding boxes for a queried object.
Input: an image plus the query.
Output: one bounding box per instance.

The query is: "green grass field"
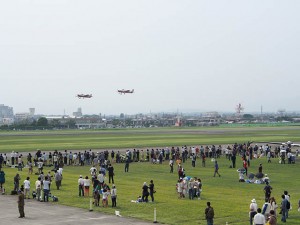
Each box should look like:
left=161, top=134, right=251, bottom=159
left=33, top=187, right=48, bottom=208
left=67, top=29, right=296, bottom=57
left=1, top=126, right=300, bottom=152
left=1, top=126, right=300, bottom=225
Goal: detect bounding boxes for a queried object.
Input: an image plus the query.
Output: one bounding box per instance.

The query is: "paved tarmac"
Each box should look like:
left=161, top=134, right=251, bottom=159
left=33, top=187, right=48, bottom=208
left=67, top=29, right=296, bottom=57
left=0, top=194, right=156, bottom=225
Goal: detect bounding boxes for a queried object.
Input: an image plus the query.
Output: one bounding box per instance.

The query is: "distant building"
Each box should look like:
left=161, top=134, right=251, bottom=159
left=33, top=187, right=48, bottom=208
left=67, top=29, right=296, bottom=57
left=0, top=104, right=14, bottom=118
left=73, top=108, right=82, bottom=118
left=0, top=104, right=14, bottom=125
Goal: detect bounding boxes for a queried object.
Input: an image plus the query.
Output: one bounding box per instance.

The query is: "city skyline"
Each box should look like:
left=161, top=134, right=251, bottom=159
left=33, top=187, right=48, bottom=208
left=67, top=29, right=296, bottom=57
left=1, top=1, right=300, bottom=115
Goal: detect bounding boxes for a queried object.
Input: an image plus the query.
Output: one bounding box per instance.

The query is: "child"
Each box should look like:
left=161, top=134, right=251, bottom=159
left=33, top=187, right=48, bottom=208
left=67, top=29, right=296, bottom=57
left=102, top=189, right=109, bottom=207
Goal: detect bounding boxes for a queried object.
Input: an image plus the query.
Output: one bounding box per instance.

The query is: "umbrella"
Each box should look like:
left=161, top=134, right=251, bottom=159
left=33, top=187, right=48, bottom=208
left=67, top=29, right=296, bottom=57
left=248, top=173, right=255, bottom=179
left=237, top=168, right=246, bottom=173
left=255, top=172, right=264, bottom=179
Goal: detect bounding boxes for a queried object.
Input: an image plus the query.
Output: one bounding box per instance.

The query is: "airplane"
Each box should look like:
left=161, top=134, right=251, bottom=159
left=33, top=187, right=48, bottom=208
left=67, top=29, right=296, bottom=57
left=76, top=94, right=93, bottom=99
left=117, top=89, right=134, bottom=94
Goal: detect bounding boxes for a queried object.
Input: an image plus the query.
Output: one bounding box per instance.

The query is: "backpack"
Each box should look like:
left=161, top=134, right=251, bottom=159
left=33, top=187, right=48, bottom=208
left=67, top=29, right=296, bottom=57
left=206, top=207, right=214, bottom=219
left=286, top=201, right=290, bottom=210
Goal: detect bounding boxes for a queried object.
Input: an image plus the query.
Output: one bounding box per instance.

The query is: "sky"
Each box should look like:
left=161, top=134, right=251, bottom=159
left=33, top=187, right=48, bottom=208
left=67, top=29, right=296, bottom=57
left=1, top=1, right=300, bottom=115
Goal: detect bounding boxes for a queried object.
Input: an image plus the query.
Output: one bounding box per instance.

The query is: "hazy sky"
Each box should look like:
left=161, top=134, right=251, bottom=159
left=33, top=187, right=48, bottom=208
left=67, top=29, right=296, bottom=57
left=1, top=1, right=300, bottom=115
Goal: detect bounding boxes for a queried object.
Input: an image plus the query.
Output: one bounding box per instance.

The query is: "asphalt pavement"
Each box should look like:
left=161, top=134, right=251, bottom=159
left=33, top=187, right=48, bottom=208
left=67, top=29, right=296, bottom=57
left=0, top=194, right=156, bottom=225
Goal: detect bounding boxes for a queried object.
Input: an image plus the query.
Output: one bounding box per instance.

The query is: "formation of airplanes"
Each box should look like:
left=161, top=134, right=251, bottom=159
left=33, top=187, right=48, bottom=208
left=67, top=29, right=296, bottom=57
left=76, top=89, right=134, bottom=99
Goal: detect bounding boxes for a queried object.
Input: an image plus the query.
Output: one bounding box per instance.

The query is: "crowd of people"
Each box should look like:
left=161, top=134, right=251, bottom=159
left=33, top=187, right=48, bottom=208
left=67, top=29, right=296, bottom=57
left=249, top=189, right=292, bottom=225
left=0, top=141, right=299, bottom=223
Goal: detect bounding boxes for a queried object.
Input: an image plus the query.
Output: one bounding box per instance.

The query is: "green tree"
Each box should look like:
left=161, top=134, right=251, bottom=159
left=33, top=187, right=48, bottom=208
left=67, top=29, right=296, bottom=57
left=37, top=117, right=48, bottom=127
left=243, top=114, right=254, bottom=119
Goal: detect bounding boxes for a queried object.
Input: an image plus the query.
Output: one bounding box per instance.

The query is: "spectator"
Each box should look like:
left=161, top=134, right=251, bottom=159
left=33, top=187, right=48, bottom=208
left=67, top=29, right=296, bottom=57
left=267, top=210, right=277, bottom=225
left=205, top=202, right=214, bottom=225
left=280, top=194, right=287, bottom=222
left=83, top=176, right=91, bottom=197
left=54, top=170, right=62, bottom=190
left=23, top=177, right=30, bottom=199
left=13, top=173, right=21, bottom=192
left=35, top=177, right=42, bottom=201
left=142, top=182, right=149, bottom=202
left=42, top=176, right=51, bottom=202
left=249, top=199, right=258, bottom=225
left=107, top=164, right=114, bottom=184
left=111, top=184, right=117, bottom=207
left=149, top=180, right=155, bottom=202
left=17, top=186, right=25, bottom=218
left=78, top=175, right=84, bottom=197
left=213, top=161, right=221, bottom=177
left=253, top=208, right=265, bottom=225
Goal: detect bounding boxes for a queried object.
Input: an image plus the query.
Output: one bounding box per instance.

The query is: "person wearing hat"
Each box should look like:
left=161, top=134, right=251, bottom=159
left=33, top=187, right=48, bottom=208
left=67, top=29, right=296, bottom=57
left=17, top=186, right=25, bottom=218
left=249, top=199, right=258, bottom=225
left=78, top=175, right=84, bottom=197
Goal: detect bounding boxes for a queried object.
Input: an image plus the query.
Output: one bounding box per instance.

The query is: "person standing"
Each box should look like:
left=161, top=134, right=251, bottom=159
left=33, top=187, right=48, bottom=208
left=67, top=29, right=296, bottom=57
left=205, top=202, right=214, bottom=225
left=83, top=176, right=91, bottom=197
left=23, top=177, right=30, bottom=199
left=0, top=170, right=5, bottom=192
left=78, top=175, right=84, bottom=197
left=264, top=182, right=272, bottom=202
left=249, top=199, right=258, bottom=225
left=14, top=173, right=21, bottom=192
left=191, top=154, right=196, bottom=167
left=267, top=210, right=277, bottom=225
left=213, top=161, right=221, bottom=177
left=107, top=164, right=114, bottom=184
left=149, top=180, right=155, bottom=202
left=267, top=151, right=271, bottom=163
left=42, top=176, right=51, bottom=202
left=258, top=163, right=263, bottom=173
left=269, top=197, right=278, bottom=216
left=17, top=186, right=25, bottom=218
left=243, top=159, right=248, bottom=176
left=54, top=170, right=62, bottom=190
left=231, top=153, right=236, bottom=168
left=111, top=184, right=117, bottom=207
left=253, top=208, right=265, bottom=225
left=125, top=157, right=130, bottom=172
left=35, top=177, right=42, bottom=201
left=280, top=194, right=287, bottom=222
left=201, top=153, right=206, bottom=167
left=283, top=191, right=290, bottom=219
left=169, top=159, right=174, bottom=173
left=142, top=182, right=149, bottom=202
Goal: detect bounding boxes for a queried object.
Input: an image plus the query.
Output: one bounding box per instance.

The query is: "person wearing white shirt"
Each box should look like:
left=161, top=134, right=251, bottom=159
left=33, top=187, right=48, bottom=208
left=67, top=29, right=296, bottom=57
left=23, top=177, right=30, bottom=199
left=83, top=176, right=91, bottom=197
left=111, top=184, right=117, bottom=207
left=35, top=177, right=42, bottom=201
left=253, top=208, right=265, bottom=225
left=90, top=166, right=97, bottom=176
left=97, top=172, right=104, bottom=187
left=78, top=175, right=84, bottom=197
left=284, top=190, right=290, bottom=218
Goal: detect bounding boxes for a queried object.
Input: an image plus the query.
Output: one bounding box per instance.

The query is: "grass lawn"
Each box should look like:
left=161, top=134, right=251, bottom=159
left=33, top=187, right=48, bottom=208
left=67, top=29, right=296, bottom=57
left=2, top=155, right=300, bottom=224
left=1, top=126, right=300, bottom=153
left=0, top=126, right=300, bottom=224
